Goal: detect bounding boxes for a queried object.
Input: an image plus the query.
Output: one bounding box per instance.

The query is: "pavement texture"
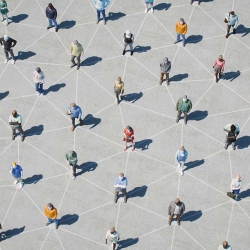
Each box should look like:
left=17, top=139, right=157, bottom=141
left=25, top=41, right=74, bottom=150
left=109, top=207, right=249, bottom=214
left=0, top=0, right=250, bottom=249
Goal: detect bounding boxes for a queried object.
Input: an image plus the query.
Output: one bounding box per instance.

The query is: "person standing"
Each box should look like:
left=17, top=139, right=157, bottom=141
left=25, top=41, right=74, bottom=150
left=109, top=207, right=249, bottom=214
left=213, top=55, right=225, bottom=83
left=0, top=35, right=17, bottom=64
left=70, top=40, right=84, bottom=70
left=231, top=174, right=241, bottom=200
left=123, top=30, right=134, bottom=56
left=145, top=0, right=154, bottom=13
left=33, top=67, right=45, bottom=96
left=218, top=241, right=232, bottom=250
left=66, top=103, right=83, bottom=131
left=10, top=162, right=24, bottom=188
left=168, top=198, right=185, bottom=226
left=114, top=173, right=127, bottom=203
left=9, top=110, right=24, bottom=141
left=105, top=227, right=120, bottom=250
left=175, top=146, right=188, bottom=176
left=224, top=11, right=238, bottom=38
left=159, top=57, right=171, bottom=85
left=190, top=0, right=200, bottom=5
left=224, top=124, right=240, bottom=150
left=65, top=151, right=78, bottom=180
left=45, top=3, right=58, bottom=32
left=0, top=0, right=9, bottom=26
left=123, top=126, right=135, bottom=151
left=44, top=203, right=59, bottom=229
left=93, top=0, right=110, bottom=25
left=174, top=18, right=187, bottom=47
left=114, top=77, right=124, bottom=104
left=176, top=95, right=192, bottom=125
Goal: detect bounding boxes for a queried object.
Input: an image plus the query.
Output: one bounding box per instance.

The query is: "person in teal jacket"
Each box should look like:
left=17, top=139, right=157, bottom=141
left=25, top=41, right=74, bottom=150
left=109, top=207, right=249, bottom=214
left=176, top=95, right=192, bottom=125
left=0, top=0, right=9, bottom=26
left=65, top=151, right=78, bottom=180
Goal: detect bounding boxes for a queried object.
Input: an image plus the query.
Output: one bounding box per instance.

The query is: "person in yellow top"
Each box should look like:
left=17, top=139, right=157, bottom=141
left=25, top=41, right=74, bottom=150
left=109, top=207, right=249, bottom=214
left=174, top=18, right=188, bottom=47
left=114, top=77, right=124, bottom=104
left=70, top=40, right=84, bottom=70
left=44, top=203, right=59, bottom=229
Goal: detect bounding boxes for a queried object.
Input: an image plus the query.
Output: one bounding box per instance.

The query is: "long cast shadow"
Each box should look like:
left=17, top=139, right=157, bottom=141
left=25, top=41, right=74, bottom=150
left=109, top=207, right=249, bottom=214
left=154, top=3, right=171, bottom=11
left=59, top=214, right=79, bottom=225
left=127, top=185, right=147, bottom=198
left=133, top=45, right=151, bottom=53
left=185, top=159, right=205, bottom=170
left=222, top=71, right=240, bottom=82
left=0, top=91, right=9, bottom=100
left=117, top=238, right=139, bottom=249
left=0, top=226, right=25, bottom=241
left=181, top=210, right=202, bottom=222
left=23, top=174, right=43, bottom=184
left=82, top=114, right=101, bottom=129
left=10, top=14, right=28, bottom=23
left=122, top=92, right=143, bottom=103
left=17, top=51, right=36, bottom=60
left=169, top=73, right=188, bottom=82
left=135, top=139, right=153, bottom=150
left=236, top=24, right=250, bottom=37
left=77, top=161, right=98, bottom=177
left=239, top=189, right=250, bottom=199
left=236, top=136, right=250, bottom=149
left=188, top=110, right=208, bottom=121
left=25, top=125, right=44, bottom=137
left=45, top=83, right=66, bottom=95
left=81, top=56, right=102, bottom=66
left=186, top=35, right=203, bottom=44
left=59, top=20, right=76, bottom=29
left=108, top=12, right=126, bottom=21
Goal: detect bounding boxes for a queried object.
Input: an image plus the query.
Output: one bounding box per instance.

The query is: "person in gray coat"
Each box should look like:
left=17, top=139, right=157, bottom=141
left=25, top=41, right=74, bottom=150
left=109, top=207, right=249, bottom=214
left=168, top=198, right=185, bottom=226
left=159, top=57, right=171, bottom=85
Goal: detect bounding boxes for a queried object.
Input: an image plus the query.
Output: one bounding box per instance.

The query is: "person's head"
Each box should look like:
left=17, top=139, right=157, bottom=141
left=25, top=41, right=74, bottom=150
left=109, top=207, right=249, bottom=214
left=126, top=125, right=132, bottom=131
left=163, top=57, right=168, bottom=63
left=110, top=227, right=115, bottom=234
left=236, top=174, right=241, bottom=180
left=230, top=11, right=235, bottom=16
left=48, top=3, right=53, bottom=9
left=12, top=110, right=17, bottom=117
left=73, top=40, right=79, bottom=46
left=70, top=103, right=76, bottom=108
left=218, top=55, right=223, bottom=60
left=125, top=30, right=131, bottom=38
left=180, top=146, right=185, bottom=152
left=12, top=162, right=17, bottom=168
left=175, top=198, right=180, bottom=205
left=183, top=95, right=187, bottom=102
left=230, top=124, right=236, bottom=132
left=119, top=173, right=124, bottom=180
left=180, top=18, right=185, bottom=25
left=4, top=35, right=9, bottom=41
left=116, top=77, right=121, bottom=83
left=36, top=67, right=41, bottom=73
left=222, top=241, right=228, bottom=249
left=47, top=203, right=53, bottom=210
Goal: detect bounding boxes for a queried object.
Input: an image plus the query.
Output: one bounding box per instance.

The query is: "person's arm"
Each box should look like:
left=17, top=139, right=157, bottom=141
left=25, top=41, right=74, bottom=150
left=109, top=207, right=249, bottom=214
left=54, top=9, right=57, bottom=20
left=168, top=202, right=171, bottom=215
left=81, top=46, right=84, bottom=56
left=168, top=62, right=171, bottom=72
left=221, top=60, right=225, bottom=72
left=183, top=24, right=187, bottom=34
left=121, top=82, right=124, bottom=93
left=187, top=101, right=192, bottom=113
left=41, top=72, right=45, bottom=83
left=52, top=208, right=58, bottom=219
left=175, top=151, right=179, bottom=163
left=70, top=44, right=73, bottom=55
left=0, top=38, right=3, bottom=46
left=176, top=99, right=179, bottom=111
left=78, top=107, right=82, bottom=120
left=230, top=180, right=235, bottom=191
left=181, top=203, right=185, bottom=216
left=11, top=39, right=17, bottom=47
left=185, top=151, right=188, bottom=160
left=21, top=170, right=23, bottom=178
left=10, top=166, right=12, bottom=174
left=105, top=231, right=109, bottom=244
left=234, top=16, right=238, bottom=29
left=45, top=7, right=48, bottom=18
left=213, top=59, right=217, bottom=68
left=175, top=22, right=178, bottom=32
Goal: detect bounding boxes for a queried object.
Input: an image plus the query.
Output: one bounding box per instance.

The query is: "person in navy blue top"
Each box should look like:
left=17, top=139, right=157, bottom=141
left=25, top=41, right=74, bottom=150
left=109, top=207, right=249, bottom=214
left=10, top=162, right=23, bottom=188
left=66, top=103, right=83, bottom=131
left=45, top=3, right=58, bottom=32
left=114, top=173, right=128, bottom=203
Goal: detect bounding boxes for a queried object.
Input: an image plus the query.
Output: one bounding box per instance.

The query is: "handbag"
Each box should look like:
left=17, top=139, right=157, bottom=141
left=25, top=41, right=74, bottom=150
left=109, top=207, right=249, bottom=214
left=227, top=192, right=235, bottom=199
left=224, top=12, right=230, bottom=23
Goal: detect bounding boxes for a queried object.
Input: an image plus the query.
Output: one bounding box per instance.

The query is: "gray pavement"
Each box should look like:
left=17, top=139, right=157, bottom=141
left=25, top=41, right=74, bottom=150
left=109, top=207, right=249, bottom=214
left=0, top=0, right=250, bottom=249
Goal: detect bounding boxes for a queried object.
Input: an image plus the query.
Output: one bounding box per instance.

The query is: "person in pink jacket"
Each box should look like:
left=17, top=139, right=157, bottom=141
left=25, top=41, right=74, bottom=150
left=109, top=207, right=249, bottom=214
left=213, top=55, right=225, bottom=83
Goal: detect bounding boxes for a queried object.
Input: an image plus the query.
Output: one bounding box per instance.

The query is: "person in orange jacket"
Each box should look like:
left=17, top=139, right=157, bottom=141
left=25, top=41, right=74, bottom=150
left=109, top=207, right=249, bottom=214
left=174, top=18, right=188, bottom=47
left=123, top=126, right=135, bottom=151
left=44, top=203, right=59, bottom=229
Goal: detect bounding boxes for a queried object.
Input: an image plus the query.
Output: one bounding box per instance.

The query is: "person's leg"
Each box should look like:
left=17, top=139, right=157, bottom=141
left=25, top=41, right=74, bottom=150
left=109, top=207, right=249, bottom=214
left=46, top=218, right=53, bottom=225
left=52, top=19, right=58, bottom=29
left=8, top=49, right=15, bottom=62
left=123, top=43, right=128, bottom=55
left=71, top=55, right=76, bottom=66
left=114, top=188, right=119, bottom=202
left=48, top=18, right=52, bottom=27
left=159, top=72, right=164, bottom=84
left=176, top=214, right=181, bottom=225
left=129, top=43, right=133, bottom=55
left=150, top=2, right=154, bottom=12
left=122, top=188, right=127, bottom=202
left=131, top=141, right=135, bottom=151
left=40, top=83, right=44, bottom=95
left=53, top=218, right=59, bottom=228
left=102, top=9, right=106, bottom=23
left=35, top=83, right=40, bottom=95
left=176, top=111, right=181, bottom=123
left=112, top=243, right=116, bottom=250
left=4, top=49, right=9, bottom=59
left=11, top=126, right=16, bottom=140
left=224, top=135, right=229, bottom=149
left=71, top=117, right=75, bottom=131
left=175, top=33, right=180, bottom=43
left=72, top=164, right=76, bottom=178
left=226, top=25, right=231, bottom=38
left=145, top=2, right=148, bottom=12
left=181, top=34, right=186, bottom=46
left=233, top=26, right=236, bottom=34
left=180, top=161, right=184, bottom=175
left=76, top=55, right=81, bottom=69
left=184, top=112, right=187, bottom=125
left=232, top=189, right=240, bottom=200
left=168, top=213, right=174, bottom=225
left=166, top=72, right=169, bottom=85
left=124, top=140, right=128, bottom=151
left=13, top=177, right=20, bottom=185
left=96, top=9, right=101, bottom=22
left=115, top=90, right=120, bottom=103
left=232, top=140, right=236, bottom=150
left=16, top=125, right=24, bottom=141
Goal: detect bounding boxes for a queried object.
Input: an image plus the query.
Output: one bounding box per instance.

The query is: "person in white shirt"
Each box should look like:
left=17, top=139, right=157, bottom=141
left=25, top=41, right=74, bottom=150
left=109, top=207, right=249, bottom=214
left=33, top=67, right=45, bottom=96
left=175, top=146, right=188, bottom=176
left=123, top=30, right=134, bottom=56
left=105, top=227, right=120, bottom=250
left=9, top=110, right=24, bottom=141
left=168, top=198, right=185, bottom=226
left=218, top=240, right=232, bottom=250
left=231, top=174, right=241, bottom=200
left=225, top=11, right=238, bottom=38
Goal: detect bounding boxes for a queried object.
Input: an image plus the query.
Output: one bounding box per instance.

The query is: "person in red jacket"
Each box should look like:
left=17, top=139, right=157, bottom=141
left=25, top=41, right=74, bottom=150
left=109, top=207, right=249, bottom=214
left=123, top=126, right=135, bottom=151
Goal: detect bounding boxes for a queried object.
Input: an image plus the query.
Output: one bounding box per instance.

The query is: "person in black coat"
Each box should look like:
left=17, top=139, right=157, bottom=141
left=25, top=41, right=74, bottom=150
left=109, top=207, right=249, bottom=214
left=0, top=35, right=17, bottom=64
left=45, top=3, right=58, bottom=32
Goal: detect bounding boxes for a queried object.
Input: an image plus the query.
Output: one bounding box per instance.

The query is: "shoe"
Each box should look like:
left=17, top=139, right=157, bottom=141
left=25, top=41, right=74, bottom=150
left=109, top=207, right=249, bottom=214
left=225, top=34, right=229, bottom=38
left=151, top=8, right=154, bottom=13
left=124, top=147, right=127, bottom=151
left=96, top=20, right=99, bottom=24
left=130, top=51, right=133, bottom=56
left=55, top=28, right=58, bottom=32
left=166, top=81, right=170, bottom=85
left=181, top=169, right=184, bottom=176
left=77, top=65, right=80, bottom=70
left=233, top=146, right=236, bottom=150
left=174, top=41, right=178, bottom=44
left=47, top=26, right=51, bottom=30
left=4, top=59, right=8, bottom=63
left=183, top=43, right=186, bottom=47
left=41, top=92, right=44, bottom=96
left=70, top=64, right=77, bottom=68
left=233, top=29, right=236, bottom=34
left=12, top=60, right=15, bottom=64
left=37, top=92, right=40, bottom=96
left=117, top=99, right=119, bottom=105
left=114, top=199, right=118, bottom=203
left=70, top=165, right=73, bottom=170
left=224, top=145, right=228, bottom=150
left=14, top=180, right=19, bottom=185
left=216, top=77, right=218, bottom=83
left=55, top=225, right=59, bottom=229
left=144, top=8, right=148, bottom=13
left=168, top=220, right=171, bottom=226
left=124, top=198, right=127, bottom=203
left=177, top=221, right=180, bottom=226
left=71, top=126, right=75, bottom=131
left=46, top=222, right=51, bottom=226
left=20, top=182, right=24, bottom=188
left=132, top=147, right=135, bottom=151
left=21, top=136, right=24, bottom=142
left=12, top=134, right=15, bottom=140
left=79, top=120, right=83, bottom=126
left=72, top=176, right=76, bottom=180
left=104, top=20, right=106, bottom=25
left=122, top=50, right=126, bottom=55
left=176, top=119, right=179, bottom=123
left=159, top=80, right=162, bottom=85
left=6, top=22, right=8, bottom=26
left=198, top=0, right=200, bottom=4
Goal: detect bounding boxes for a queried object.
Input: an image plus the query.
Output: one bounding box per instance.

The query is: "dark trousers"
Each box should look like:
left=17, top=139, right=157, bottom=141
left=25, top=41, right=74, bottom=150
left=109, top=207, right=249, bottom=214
left=70, top=164, right=76, bottom=177
left=114, top=187, right=127, bottom=202
left=225, top=135, right=236, bottom=149
left=4, top=48, right=14, bottom=60
left=227, top=25, right=235, bottom=35
left=160, top=72, right=169, bottom=82
left=114, top=88, right=123, bottom=101
left=169, top=213, right=180, bottom=223
left=177, top=111, right=187, bottom=124
left=11, top=125, right=24, bottom=137
left=71, top=117, right=82, bottom=126
left=97, top=9, right=106, bottom=21
left=71, top=55, right=81, bottom=66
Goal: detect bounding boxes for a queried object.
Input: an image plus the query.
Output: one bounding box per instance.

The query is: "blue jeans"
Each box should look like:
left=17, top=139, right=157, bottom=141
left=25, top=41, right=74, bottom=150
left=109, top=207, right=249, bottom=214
left=232, top=189, right=240, bottom=195
left=48, top=218, right=58, bottom=226
left=35, top=82, right=44, bottom=94
left=97, top=9, right=106, bottom=21
left=48, top=18, right=58, bottom=28
left=176, top=33, right=186, bottom=44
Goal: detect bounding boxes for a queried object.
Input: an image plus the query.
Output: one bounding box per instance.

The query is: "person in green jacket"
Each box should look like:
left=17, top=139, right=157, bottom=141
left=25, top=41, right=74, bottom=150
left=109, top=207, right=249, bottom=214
left=65, top=151, right=78, bottom=180
left=0, top=0, right=9, bottom=26
left=176, top=95, right=192, bottom=125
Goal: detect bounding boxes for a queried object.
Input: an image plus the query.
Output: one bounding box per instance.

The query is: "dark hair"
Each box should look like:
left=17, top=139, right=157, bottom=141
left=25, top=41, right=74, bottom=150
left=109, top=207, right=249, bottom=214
left=126, top=126, right=132, bottom=130
left=48, top=3, right=53, bottom=8
left=230, top=11, right=234, bottom=15
left=230, top=124, right=236, bottom=132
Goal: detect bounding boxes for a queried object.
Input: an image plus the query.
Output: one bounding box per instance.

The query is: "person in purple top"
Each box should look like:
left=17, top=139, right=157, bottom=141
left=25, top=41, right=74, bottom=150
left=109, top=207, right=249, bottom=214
left=45, top=3, right=58, bottom=32
left=10, top=162, right=23, bottom=188
left=114, top=173, right=128, bottom=203
left=66, top=103, right=83, bottom=131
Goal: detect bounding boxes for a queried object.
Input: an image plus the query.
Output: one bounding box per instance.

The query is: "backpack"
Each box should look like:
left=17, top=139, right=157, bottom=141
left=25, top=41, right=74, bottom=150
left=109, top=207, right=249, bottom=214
left=227, top=132, right=236, bottom=142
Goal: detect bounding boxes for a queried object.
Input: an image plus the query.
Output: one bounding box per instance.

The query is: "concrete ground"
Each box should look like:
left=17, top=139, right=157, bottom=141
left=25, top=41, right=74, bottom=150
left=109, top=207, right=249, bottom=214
left=0, top=0, right=250, bottom=249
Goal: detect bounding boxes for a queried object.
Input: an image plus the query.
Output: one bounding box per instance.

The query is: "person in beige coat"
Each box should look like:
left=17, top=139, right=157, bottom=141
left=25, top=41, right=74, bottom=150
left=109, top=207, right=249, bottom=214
left=168, top=198, right=185, bottom=226
left=114, top=77, right=124, bottom=104
left=70, top=40, right=84, bottom=70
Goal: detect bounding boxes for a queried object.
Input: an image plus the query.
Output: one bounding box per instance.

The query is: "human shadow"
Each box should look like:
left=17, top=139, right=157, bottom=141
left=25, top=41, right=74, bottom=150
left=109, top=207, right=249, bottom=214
left=239, top=189, right=250, bottom=199
left=76, top=161, right=98, bottom=177
left=135, top=139, right=153, bottom=150
left=59, top=20, right=76, bottom=29
left=0, top=91, right=9, bottom=100
left=108, top=12, right=126, bottom=21
left=188, top=110, right=208, bottom=121
left=17, top=51, right=36, bottom=60
left=122, top=92, right=143, bottom=103
left=127, top=186, right=147, bottom=198
left=154, top=3, right=171, bottom=11
left=82, top=114, right=101, bottom=129
left=0, top=226, right=25, bottom=241
left=10, top=14, right=28, bottom=23
left=133, top=45, right=151, bottom=53
left=237, top=24, right=250, bottom=37
left=45, top=83, right=66, bottom=95
left=117, top=238, right=139, bottom=249
left=23, top=174, right=43, bottom=184
left=185, top=159, right=205, bottom=170
left=59, top=214, right=79, bottom=226
left=169, top=73, right=188, bottom=82
left=81, top=56, right=102, bottom=66
left=181, top=210, right=202, bottom=222
left=202, top=0, right=214, bottom=2
left=222, top=71, right=241, bottom=82
left=25, top=125, right=44, bottom=137
left=186, top=35, right=203, bottom=44
left=236, top=136, right=250, bottom=149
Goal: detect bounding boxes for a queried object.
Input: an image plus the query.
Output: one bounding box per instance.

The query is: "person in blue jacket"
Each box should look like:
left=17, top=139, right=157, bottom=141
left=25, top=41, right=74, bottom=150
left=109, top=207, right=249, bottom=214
left=175, top=146, right=188, bottom=176
left=45, top=3, right=58, bottom=32
left=93, top=0, right=110, bottom=25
